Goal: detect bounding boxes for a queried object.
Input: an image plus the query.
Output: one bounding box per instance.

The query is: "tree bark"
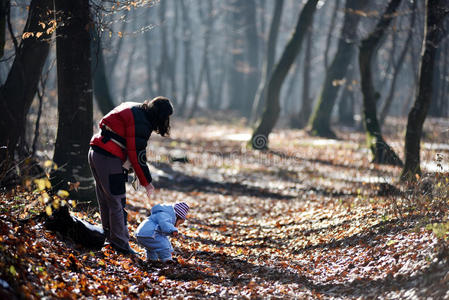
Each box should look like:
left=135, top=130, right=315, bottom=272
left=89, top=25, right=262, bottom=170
left=0, top=0, right=53, bottom=182
left=243, top=0, right=259, bottom=117
left=227, top=0, right=247, bottom=112
left=401, top=0, right=449, bottom=181
left=308, top=0, right=368, bottom=138
left=188, top=0, right=212, bottom=118
left=91, top=27, right=115, bottom=115
left=0, top=0, right=7, bottom=58
left=379, top=1, right=416, bottom=126
left=52, top=0, right=95, bottom=203
left=168, top=1, right=179, bottom=105
left=293, top=24, right=313, bottom=129
left=250, top=0, right=319, bottom=150
left=250, top=0, right=284, bottom=124
left=324, top=0, right=340, bottom=71
left=144, top=7, right=155, bottom=97
left=157, top=0, right=170, bottom=96
left=179, top=0, right=192, bottom=115
left=359, top=0, right=403, bottom=166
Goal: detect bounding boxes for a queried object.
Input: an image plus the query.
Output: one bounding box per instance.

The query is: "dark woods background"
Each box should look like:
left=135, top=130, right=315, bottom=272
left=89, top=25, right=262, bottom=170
left=0, top=0, right=449, bottom=201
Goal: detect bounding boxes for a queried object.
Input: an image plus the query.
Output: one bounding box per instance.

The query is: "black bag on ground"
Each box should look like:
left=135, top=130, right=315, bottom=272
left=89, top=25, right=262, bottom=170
left=44, top=205, right=105, bottom=250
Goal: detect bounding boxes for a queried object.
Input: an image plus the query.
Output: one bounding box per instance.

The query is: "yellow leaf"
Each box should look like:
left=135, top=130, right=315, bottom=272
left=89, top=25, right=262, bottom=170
left=44, top=160, right=53, bottom=168
left=53, top=198, right=60, bottom=209
left=386, top=240, right=397, bottom=246
left=9, top=265, right=17, bottom=276
left=45, top=178, right=51, bottom=189
left=57, top=190, right=69, bottom=198
left=34, top=179, right=47, bottom=191
left=45, top=205, right=52, bottom=216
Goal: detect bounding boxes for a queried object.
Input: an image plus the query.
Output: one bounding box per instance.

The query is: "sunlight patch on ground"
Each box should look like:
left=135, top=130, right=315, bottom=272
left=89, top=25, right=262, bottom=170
left=422, top=161, right=449, bottom=172
left=298, top=139, right=346, bottom=147
left=327, top=172, right=393, bottom=184
left=423, top=143, right=449, bottom=151
left=224, top=133, right=252, bottom=142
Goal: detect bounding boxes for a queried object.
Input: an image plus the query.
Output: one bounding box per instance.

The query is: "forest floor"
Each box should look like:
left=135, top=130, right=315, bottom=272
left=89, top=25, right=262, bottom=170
left=1, top=116, right=449, bottom=299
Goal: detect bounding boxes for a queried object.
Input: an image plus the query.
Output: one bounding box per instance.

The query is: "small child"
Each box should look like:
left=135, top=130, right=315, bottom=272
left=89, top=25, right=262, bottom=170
left=136, top=202, right=189, bottom=262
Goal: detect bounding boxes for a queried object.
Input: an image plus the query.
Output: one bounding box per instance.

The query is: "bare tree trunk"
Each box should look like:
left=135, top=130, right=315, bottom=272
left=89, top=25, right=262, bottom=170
left=227, top=0, right=246, bottom=112
left=157, top=0, right=170, bottom=95
left=169, top=1, right=179, bottom=104
left=379, top=0, right=416, bottom=126
left=52, top=0, right=95, bottom=203
left=359, top=0, right=403, bottom=166
left=243, top=0, right=259, bottom=117
left=401, top=0, right=449, bottom=181
left=250, top=0, right=319, bottom=150
left=292, top=24, right=313, bottom=129
left=308, top=0, right=368, bottom=138
left=91, top=26, right=115, bottom=115
left=0, top=0, right=6, bottom=58
left=108, top=10, right=128, bottom=74
left=250, top=0, right=284, bottom=124
left=324, top=0, right=340, bottom=71
left=179, top=0, right=193, bottom=115
left=0, top=0, right=53, bottom=183
left=144, top=7, right=155, bottom=97
left=121, top=41, right=136, bottom=101
left=337, top=75, right=356, bottom=127
left=188, top=0, right=213, bottom=118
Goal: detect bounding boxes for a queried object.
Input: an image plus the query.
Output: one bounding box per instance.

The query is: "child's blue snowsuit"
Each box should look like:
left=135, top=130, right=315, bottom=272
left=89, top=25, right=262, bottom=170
left=135, top=204, right=178, bottom=262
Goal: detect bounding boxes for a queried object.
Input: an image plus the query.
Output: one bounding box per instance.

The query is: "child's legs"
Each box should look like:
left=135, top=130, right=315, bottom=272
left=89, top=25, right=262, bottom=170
left=137, top=236, right=173, bottom=262
left=156, top=248, right=173, bottom=262
left=146, top=249, right=159, bottom=261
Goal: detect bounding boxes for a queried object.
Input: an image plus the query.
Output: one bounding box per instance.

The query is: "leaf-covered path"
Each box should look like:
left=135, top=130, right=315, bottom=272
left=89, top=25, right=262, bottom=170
left=1, top=118, right=449, bottom=299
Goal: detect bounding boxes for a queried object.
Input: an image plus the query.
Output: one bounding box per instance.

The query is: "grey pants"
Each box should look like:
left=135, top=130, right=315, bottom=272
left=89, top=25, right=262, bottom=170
left=88, top=149, right=130, bottom=252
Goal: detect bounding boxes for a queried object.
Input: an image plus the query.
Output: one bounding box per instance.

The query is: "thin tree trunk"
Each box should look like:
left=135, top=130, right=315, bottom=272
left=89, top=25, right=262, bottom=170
left=144, top=7, right=155, bottom=97
left=293, top=24, right=313, bottom=129
left=52, top=0, right=95, bottom=203
left=359, top=0, right=403, bottom=166
left=179, top=0, right=192, bottom=115
left=0, top=0, right=53, bottom=181
left=108, top=10, right=128, bottom=74
left=379, top=1, right=416, bottom=126
left=401, top=0, right=449, bottom=181
left=243, top=0, right=259, bottom=117
left=250, top=0, right=319, bottom=150
left=121, top=41, right=136, bottom=101
left=250, top=0, right=284, bottom=124
left=337, top=77, right=355, bottom=127
left=169, top=0, right=179, bottom=104
left=308, top=0, right=368, bottom=138
left=0, top=0, right=6, bottom=58
left=91, top=26, right=115, bottom=115
left=157, top=0, right=169, bottom=95
left=227, top=0, right=246, bottom=112
left=188, top=0, right=212, bottom=119
left=324, top=0, right=340, bottom=71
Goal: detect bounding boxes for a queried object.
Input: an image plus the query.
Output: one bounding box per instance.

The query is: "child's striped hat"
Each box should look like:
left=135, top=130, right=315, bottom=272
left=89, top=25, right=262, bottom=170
left=174, top=202, right=189, bottom=220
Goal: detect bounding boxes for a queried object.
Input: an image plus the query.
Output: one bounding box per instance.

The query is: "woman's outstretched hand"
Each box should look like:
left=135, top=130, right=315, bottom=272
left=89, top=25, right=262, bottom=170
left=145, top=183, right=155, bottom=198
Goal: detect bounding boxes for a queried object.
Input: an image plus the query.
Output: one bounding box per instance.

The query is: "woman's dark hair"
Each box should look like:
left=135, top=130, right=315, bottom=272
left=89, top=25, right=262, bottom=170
left=142, top=96, right=173, bottom=137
